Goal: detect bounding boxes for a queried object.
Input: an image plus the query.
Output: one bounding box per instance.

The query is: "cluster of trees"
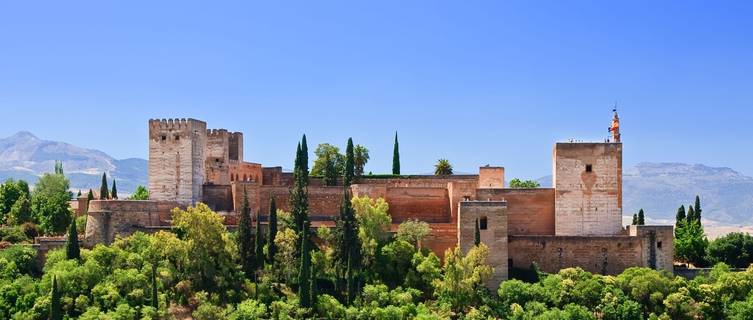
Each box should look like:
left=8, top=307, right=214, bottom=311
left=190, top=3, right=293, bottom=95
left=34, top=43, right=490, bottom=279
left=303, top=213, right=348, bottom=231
left=310, top=138, right=370, bottom=186
left=632, top=209, right=646, bottom=226
left=674, top=196, right=709, bottom=267
left=508, top=179, right=541, bottom=189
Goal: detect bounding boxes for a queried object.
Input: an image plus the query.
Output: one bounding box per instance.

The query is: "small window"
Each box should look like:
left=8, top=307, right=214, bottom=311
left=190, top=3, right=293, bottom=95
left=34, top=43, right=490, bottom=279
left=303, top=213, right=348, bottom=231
left=479, top=216, right=488, bottom=230
left=657, top=241, right=663, bottom=249
left=161, top=135, right=167, bottom=141
left=174, top=135, right=180, bottom=141
left=586, top=164, right=593, bottom=172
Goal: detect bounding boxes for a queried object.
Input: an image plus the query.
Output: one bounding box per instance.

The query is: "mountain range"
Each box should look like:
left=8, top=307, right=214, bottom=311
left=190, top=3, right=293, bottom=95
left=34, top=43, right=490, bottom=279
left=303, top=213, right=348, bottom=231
left=0, top=132, right=751, bottom=225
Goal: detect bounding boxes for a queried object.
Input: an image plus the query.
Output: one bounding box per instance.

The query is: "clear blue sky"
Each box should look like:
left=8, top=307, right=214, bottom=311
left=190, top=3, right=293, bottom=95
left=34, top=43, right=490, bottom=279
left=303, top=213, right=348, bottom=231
left=1, top=1, right=752, bottom=179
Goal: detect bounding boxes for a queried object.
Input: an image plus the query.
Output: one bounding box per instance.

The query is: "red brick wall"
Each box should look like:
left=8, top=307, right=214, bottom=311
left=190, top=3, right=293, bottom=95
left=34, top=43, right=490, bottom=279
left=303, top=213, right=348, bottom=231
left=476, top=188, right=555, bottom=235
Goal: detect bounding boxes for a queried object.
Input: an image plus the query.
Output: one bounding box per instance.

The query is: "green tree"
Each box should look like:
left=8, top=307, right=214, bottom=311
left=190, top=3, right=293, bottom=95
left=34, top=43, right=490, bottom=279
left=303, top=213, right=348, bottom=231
left=637, top=209, right=645, bottom=225
left=266, top=197, right=277, bottom=264
left=474, top=218, right=481, bottom=246
left=111, top=180, right=118, bottom=199
left=255, top=206, right=264, bottom=270
left=706, top=232, right=753, bottom=268
left=238, top=189, right=254, bottom=277
left=50, top=275, right=62, bottom=320
left=343, top=138, right=355, bottom=186
left=0, top=179, right=30, bottom=223
left=352, top=196, right=392, bottom=270
left=687, top=205, right=696, bottom=224
left=334, top=189, right=360, bottom=302
left=54, top=160, right=64, bottom=175
left=392, top=132, right=400, bottom=175
left=509, top=178, right=541, bottom=189
left=434, top=159, right=453, bottom=175
left=301, top=134, right=309, bottom=176
left=675, top=219, right=708, bottom=267
left=32, top=173, right=73, bottom=235
left=353, top=144, right=370, bottom=180
left=675, top=205, right=686, bottom=229
left=130, top=185, right=149, bottom=200
left=434, top=244, right=493, bottom=312
left=396, top=219, right=430, bottom=247
left=632, top=214, right=638, bottom=225
left=298, top=223, right=312, bottom=308
left=150, top=262, right=159, bottom=309
left=694, top=195, right=702, bottom=223
left=65, top=218, right=80, bottom=260
left=99, top=173, right=109, bottom=200
left=311, top=143, right=344, bottom=186
left=291, top=139, right=310, bottom=235
left=7, top=193, right=32, bottom=225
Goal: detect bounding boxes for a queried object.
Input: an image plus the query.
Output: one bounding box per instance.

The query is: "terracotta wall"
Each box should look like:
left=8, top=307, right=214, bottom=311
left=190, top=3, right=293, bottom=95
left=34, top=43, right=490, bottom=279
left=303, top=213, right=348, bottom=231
left=385, top=187, right=450, bottom=223
left=476, top=188, right=555, bottom=235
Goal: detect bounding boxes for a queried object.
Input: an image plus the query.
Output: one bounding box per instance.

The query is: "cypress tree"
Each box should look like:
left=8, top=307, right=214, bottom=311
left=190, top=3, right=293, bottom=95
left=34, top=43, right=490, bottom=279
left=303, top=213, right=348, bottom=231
left=694, top=195, right=702, bottom=223
left=65, top=218, right=80, bottom=260
left=474, top=218, right=481, bottom=246
left=637, top=209, right=645, bottom=225
left=687, top=205, right=696, bottom=224
left=392, top=132, right=400, bottom=175
left=345, top=254, right=355, bottom=305
left=50, top=275, right=62, bottom=320
left=676, top=205, right=686, bottom=228
left=87, top=189, right=94, bottom=202
left=301, top=134, right=309, bottom=179
left=298, top=223, right=312, bottom=308
left=77, top=190, right=82, bottom=197
left=100, top=173, right=109, bottom=200
left=267, top=197, right=278, bottom=264
left=255, top=208, right=264, bottom=269
left=344, top=138, right=355, bottom=186
left=151, top=263, right=159, bottom=309
left=111, top=180, right=118, bottom=199
left=335, top=189, right=360, bottom=299
left=632, top=214, right=638, bottom=225
left=291, top=140, right=310, bottom=235
left=237, top=188, right=254, bottom=277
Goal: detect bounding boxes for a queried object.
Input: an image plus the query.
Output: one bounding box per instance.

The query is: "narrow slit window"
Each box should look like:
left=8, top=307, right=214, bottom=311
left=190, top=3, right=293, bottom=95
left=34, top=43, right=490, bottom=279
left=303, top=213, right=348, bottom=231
left=479, top=216, right=488, bottom=230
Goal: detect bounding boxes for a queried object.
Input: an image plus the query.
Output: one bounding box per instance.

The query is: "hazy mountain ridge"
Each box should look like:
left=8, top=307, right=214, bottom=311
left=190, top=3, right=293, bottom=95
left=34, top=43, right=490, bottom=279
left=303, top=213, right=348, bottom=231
left=0, top=131, right=146, bottom=194
left=538, top=162, right=753, bottom=225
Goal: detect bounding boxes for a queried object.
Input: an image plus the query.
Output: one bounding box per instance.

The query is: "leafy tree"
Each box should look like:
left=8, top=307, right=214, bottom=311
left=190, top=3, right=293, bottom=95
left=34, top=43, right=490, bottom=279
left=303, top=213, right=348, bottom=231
left=266, top=197, right=278, bottom=264
left=110, top=180, right=118, bottom=199
left=675, top=219, right=708, bottom=266
left=351, top=196, right=391, bottom=270
left=706, top=232, right=753, bottom=268
left=312, top=143, right=344, bottom=186
left=99, top=173, right=109, bottom=200
left=130, top=185, right=149, bottom=200
left=474, top=218, right=481, bottom=246
left=434, top=244, right=493, bottom=312
left=396, top=219, right=430, bottom=247
left=392, top=132, right=400, bottom=175
left=32, top=173, right=73, bottom=235
left=434, top=159, right=453, bottom=175
left=0, top=179, right=30, bottom=223
left=353, top=144, right=369, bottom=180
left=50, top=275, right=62, bottom=320
left=298, top=224, right=312, bottom=308
left=637, top=209, right=645, bottom=225
left=65, top=218, right=80, bottom=260
left=7, top=193, right=32, bottom=225
left=343, top=138, right=355, bottom=186
left=237, top=189, right=254, bottom=277
left=509, top=178, right=541, bottom=189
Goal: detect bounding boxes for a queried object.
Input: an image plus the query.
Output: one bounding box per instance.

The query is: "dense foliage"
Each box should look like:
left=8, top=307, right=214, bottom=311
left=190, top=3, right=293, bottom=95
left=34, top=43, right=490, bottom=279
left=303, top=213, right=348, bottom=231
left=508, top=178, right=541, bottom=189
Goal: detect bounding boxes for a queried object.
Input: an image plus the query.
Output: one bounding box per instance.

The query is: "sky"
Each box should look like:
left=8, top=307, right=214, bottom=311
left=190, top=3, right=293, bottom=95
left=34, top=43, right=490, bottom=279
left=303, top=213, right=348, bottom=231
left=1, top=1, right=752, bottom=179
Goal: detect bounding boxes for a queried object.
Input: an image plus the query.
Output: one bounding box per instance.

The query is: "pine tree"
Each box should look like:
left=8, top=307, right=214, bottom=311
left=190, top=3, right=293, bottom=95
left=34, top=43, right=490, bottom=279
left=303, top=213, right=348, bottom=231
left=694, top=195, right=702, bottom=223
left=100, top=173, right=109, bottom=200
left=675, top=205, right=686, bottom=229
left=344, top=138, right=355, bottom=186
left=50, top=275, right=62, bottom=320
left=151, top=262, right=159, bottom=309
left=255, top=207, right=264, bottom=269
left=66, top=218, right=80, bottom=260
left=632, top=214, right=638, bottom=225
left=298, top=223, right=312, bottom=308
left=266, top=197, right=278, bottom=264
left=111, top=180, right=118, bottom=199
left=474, top=218, right=481, bottom=246
left=237, top=188, right=254, bottom=277
left=392, top=132, right=400, bottom=175
left=637, top=209, right=645, bottom=225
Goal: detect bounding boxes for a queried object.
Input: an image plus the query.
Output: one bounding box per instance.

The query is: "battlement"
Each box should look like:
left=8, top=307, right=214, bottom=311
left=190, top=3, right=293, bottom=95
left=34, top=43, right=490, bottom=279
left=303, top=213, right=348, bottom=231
left=207, top=128, right=229, bottom=137
left=149, top=118, right=206, bottom=131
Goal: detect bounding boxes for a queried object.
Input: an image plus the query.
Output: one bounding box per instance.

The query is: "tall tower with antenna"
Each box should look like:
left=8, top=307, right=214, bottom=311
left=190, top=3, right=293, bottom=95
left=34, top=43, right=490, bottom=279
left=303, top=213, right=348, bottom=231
left=609, top=108, right=621, bottom=143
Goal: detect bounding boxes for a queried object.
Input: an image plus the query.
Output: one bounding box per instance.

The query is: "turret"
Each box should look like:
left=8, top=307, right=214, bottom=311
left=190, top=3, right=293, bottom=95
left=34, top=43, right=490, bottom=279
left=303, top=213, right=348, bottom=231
left=609, top=109, right=621, bottom=143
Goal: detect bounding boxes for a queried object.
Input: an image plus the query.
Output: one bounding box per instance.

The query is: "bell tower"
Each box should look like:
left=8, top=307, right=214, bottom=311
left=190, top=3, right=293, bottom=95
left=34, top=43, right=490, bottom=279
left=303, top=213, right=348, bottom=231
left=609, top=109, right=621, bottom=143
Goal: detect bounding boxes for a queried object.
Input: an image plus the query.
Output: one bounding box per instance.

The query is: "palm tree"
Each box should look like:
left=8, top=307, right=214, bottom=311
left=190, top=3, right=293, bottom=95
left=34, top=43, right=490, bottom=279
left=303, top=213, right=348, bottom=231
left=434, top=159, right=453, bottom=175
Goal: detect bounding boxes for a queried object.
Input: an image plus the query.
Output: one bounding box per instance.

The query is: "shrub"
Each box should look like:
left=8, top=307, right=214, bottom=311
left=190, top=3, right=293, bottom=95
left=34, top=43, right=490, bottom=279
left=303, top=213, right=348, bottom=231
left=0, top=226, right=29, bottom=243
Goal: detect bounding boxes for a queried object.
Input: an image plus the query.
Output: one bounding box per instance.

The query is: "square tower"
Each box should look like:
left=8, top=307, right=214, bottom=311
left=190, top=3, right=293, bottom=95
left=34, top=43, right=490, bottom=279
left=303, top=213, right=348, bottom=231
left=553, top=142, right=622, bottom=236
left=148, top=118, right=207, bottom=205
left=457, top=201, right=508, bottom=289
left=205, top=129, right=231, bottom=185
left=478, top=166, right=505, bottom=188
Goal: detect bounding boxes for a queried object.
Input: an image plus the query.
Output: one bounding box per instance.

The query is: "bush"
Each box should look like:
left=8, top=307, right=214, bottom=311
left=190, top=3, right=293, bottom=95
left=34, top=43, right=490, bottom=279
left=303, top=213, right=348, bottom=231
left=0, top=226, right=29, bottom=243
left=76, top=215, right=87, bottom=235
left=706, top=232, right=753, bottom=268
left=0, top=244, right=38, bottom=276
left=20, top=222, right=39, bottom=239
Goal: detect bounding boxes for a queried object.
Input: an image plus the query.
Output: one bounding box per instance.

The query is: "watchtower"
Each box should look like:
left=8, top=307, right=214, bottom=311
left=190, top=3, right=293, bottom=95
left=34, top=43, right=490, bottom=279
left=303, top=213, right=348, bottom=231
left=148, top=118, right=207, bottom=205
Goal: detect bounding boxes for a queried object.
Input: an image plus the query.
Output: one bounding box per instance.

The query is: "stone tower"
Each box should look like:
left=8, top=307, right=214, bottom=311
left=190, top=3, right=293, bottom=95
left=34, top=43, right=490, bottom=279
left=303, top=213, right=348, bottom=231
left=457, top=201, right=508, bottom=289
left=553, top=114, right=623, bottom=236
left=148, top=118, right=207, bottom=205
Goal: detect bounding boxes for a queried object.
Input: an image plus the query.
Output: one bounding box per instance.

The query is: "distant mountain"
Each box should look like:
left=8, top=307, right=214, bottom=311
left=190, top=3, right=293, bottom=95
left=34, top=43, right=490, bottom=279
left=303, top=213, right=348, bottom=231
left=0, top=131, right=147, bottom=194
left=537, top=163, right=753, bottom=225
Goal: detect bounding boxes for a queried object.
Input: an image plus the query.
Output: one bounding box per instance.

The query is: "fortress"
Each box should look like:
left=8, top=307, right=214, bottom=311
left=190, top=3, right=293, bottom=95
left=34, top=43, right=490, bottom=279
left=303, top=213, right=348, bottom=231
left=84, top=112, right=673, bottom=289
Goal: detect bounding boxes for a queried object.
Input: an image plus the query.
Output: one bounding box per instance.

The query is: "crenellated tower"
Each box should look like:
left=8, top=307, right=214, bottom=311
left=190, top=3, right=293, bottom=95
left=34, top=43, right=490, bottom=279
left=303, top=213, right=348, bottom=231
left=148, top=118, right=207, bottom=205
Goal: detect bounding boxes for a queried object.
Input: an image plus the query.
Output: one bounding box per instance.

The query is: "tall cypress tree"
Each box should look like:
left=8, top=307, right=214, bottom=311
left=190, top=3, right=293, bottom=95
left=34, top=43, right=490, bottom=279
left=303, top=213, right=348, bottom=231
left=267, top=197, right=278, bottom=264
left=335, top=188, right=360, bottom=301
left=637, top=209, right=645, bottom=225
left=238, top=188, right=254, bottom=277
left=345, top=254, right=355, bottom=305
left=298, top=223, right=312, bottom=308
left=50, top=275, right=62, bottom=320
left=151, top=262, right=159, bottom=309
left=87, top=189, right=94, bottom=202
left=694, top=195, right=702, bottom=223
left=291, top=140, right=310, bottom=235
left=77, top=190, right=81, bottom=197
left=344, top=138, right=355, bottom=186
left=66, top=218, right=80, bottom=260
left=474, top=218, right=481, bottom=246
left=392, top=132, right=400, bottom=175
left=632, top=214, right=638, bottom=225
left=100, top=173, right=109, bottom=200
left=687, top=205, right=696, bottom=224
left=255, top=208, right=264, bottom=269
left=301, top=134, right=309, bottom=179
left=676, top=205, right=686, bottom=228
left=111, top=180, right=118, bottom=199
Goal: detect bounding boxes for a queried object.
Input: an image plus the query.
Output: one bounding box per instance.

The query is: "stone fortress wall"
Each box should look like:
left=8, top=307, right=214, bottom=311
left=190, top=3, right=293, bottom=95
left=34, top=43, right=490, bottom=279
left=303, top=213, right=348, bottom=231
left=86, top=111, right=673, bottom=290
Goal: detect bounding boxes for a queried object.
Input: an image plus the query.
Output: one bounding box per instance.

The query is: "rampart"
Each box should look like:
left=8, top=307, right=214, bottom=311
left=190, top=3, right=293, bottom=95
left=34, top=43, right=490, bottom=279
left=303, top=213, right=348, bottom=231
left=84, top=200, right=182, bottom=246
